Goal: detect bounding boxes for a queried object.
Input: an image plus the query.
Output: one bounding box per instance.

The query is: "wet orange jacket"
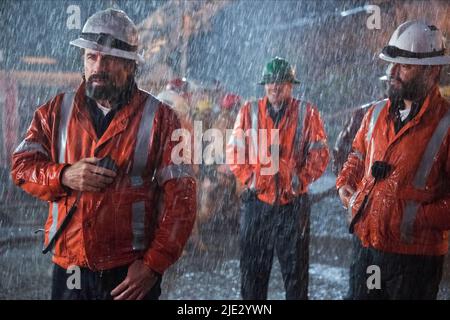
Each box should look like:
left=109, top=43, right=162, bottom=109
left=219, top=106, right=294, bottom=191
left=227, top=96, right=329, bottom=205
left=11, top=82, right=196, bottom=274
left=337, top=86, right=450, bottom=256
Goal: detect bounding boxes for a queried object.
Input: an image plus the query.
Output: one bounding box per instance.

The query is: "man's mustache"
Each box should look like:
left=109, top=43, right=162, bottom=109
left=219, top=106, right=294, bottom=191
left=390, top=76, right=403, bottom=84
left=87, top=73, right=111, bottom=83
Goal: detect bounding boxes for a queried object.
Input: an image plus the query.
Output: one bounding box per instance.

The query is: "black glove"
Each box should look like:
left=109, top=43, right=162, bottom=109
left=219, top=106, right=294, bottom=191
left=371, top=161, right=392, bottom=181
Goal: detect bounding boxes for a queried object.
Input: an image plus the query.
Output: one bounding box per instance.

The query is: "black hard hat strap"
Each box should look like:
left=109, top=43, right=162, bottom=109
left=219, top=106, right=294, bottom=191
left=382, top=45, right=445, bottom=59
left=82, top=33, right=137, bottom=52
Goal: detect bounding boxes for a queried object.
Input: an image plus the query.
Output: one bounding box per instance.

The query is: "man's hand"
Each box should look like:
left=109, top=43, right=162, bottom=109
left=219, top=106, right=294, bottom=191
left=61, top=157, right=116, bottom=192
left=111, top=260, right=159, bottom=300
left=338, top=184, right=355, bottom=209
left=339, top=185, right=356, bottom=224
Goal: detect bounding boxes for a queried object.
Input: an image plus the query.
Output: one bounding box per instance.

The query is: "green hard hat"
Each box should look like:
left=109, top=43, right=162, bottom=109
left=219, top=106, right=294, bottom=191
left=258, top=57, right=300, bottom=85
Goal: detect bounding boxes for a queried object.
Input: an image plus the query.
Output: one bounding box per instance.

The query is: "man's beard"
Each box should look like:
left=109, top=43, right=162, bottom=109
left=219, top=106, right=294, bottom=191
left=388, top=73, right=428, bottom=101
left=85, top=73, right=132, bottom=102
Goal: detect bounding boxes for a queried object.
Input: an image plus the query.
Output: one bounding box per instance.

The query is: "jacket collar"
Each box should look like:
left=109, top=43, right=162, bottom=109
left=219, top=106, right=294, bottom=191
left=261, top=96, right=297, bottom=130
left=387, top=85, right=444, bottom=144
left=72, top=81, right=149, bottom=151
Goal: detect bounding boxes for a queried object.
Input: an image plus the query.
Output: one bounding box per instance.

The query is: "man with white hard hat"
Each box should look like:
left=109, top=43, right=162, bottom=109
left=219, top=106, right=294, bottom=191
left=11, top=8, right=196, bottom=300
left=337, top=21, right=450, bottom=299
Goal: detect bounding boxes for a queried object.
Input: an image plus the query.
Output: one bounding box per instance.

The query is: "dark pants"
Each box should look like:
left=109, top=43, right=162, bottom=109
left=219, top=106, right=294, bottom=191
left=51, top=263, right=162, bottom=300
left=239, top=194, right=310, bottom=300
left=347, top=236, right=444, bottom=300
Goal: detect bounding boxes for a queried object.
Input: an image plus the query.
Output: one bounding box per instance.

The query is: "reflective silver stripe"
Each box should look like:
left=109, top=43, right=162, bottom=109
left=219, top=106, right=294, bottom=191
left=129, top=95, right=159, bottom=250
left=308, top=139, right=327, bottom=151
left=290, top=100, right=305, bottom=191
left=49, top=202, right=59, bottom=243
left=293, top=100, right=305, bottom=149
left=249, top=174, right=256, bottom=189
left=413, top=108, right=450, bottom=189
left=249, top=102, right=258, bottom=189
left=366, top=99, right=387, bottom=144
left=400, top=201, right=420, bottom=243
left=50, top=92, right=75, bottom=242
left=156, top=164, right=195, bottom=186
left=58, top=93, right=75, bottom=163
left=400, top=108, right=450, bottom=242
left=130, top=95, right=158, bottom=187
left=132, top=201, right=146, bottom=250
left=13, top=140, right=48, bottom=157
left=250, top=101, right=258, bottom=143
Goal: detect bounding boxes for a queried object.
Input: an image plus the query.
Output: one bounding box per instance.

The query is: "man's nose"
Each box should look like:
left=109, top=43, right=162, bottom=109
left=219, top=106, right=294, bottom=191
left=92, top=56, right=107, bottom=72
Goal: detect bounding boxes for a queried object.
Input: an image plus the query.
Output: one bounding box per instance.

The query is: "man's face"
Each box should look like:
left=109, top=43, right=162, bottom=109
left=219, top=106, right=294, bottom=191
left=265, top=82, right=293, bottom=106
left=84, top=49, right=135, bottom=101
left=388, top=63, right=435, bottom=101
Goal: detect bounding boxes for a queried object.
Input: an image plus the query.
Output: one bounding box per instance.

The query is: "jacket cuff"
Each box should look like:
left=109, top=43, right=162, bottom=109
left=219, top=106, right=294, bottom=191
left=142, top=249, right=172, bottom=275
left=51, top=164, right=72, bottom=197
left=336, top=173, right=353, bottom=190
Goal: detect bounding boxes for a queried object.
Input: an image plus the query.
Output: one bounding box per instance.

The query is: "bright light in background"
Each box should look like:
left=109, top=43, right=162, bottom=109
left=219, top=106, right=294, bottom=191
left=21, top=56, right=57, bottom=65
left=340, top=5, right=375, bottom=17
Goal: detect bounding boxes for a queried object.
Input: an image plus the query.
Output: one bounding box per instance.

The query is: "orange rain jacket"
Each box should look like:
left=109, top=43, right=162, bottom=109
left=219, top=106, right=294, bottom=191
left=227, top=96, right=329, bottom=205
left=11, top=82, right=196, bottom=274
left=337, top=86, right=450, bottom=256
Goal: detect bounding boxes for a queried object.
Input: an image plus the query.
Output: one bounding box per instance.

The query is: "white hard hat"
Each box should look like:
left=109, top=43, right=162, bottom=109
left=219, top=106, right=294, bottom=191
left=70, top=8, right=144, bottom=63
left=379, top=20, right=450, bottom=65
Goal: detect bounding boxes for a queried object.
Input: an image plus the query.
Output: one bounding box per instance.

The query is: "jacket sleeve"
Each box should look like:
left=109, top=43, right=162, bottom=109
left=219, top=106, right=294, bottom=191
left=297, top=105, right=329, bottom=188
left=414, top=134, right=450, bottom=231
left=10, top=97, right=69, bottom=202
left=336, top=106, right=373, bottom=190
left=226, top=102, right=254, bottom=187
left=142, top=106, right=197, bottom=275
left=332, top=108, right=366, bottom=176
left=332, top=115, right=353, bottom=176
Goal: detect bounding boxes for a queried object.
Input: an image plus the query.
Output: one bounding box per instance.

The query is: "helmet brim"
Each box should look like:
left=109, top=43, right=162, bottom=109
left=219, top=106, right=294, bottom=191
left=70, top=38, right=144, bottom=64
left=257, top=79, right=301, bottom=85
left=379, top=52, right=450, bottom=65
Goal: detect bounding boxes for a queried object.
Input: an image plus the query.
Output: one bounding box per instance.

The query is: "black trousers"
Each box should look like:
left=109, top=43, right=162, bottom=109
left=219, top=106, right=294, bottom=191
left=51, top=263, right=162, bottom=300
left=347, top=236, right=444, bottom=300
left=239, top=194, right=310, bottom=300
